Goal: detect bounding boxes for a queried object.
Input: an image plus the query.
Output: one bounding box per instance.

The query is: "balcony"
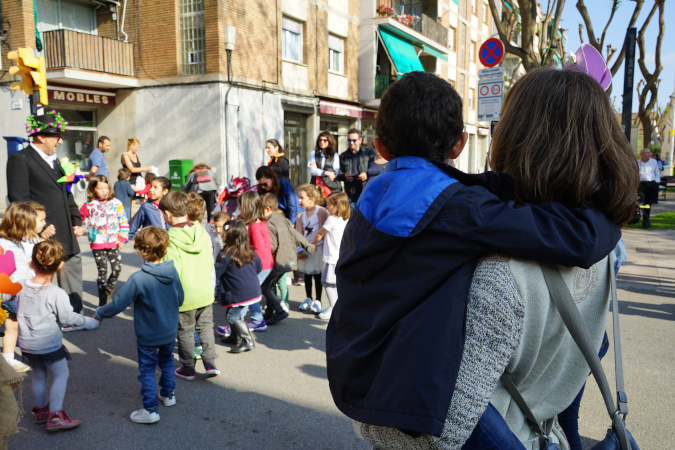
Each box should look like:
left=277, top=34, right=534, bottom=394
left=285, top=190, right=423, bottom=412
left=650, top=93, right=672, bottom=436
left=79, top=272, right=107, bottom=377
left=43, top=29, right=138, bottom=88
left=376, top=1, right=448, bottom=47
left=375, top=73, right=397, bottom=98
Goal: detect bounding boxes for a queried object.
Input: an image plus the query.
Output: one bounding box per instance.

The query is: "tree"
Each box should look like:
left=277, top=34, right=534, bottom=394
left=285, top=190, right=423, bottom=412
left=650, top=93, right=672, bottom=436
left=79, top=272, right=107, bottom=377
left=635, top=0, right=665, bottom=149
left=576, top=0, right=644, bottom=88
left=487, top=0, right=567, bottom=71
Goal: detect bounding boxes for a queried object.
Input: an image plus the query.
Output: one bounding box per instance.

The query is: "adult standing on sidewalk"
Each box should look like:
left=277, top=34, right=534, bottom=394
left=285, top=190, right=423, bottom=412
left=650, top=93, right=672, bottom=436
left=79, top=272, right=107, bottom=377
left=6, top=112, right=84, bottom=313
left=86, top=136, right=111, bottom=179
left=338, top=129, right=375, bottom=207
left=638, top=147, right=661, bottom=228
left=265, top=139, right=289, bottom=180
left=121, top=138, right=152, bottom=216
left=183, top=163, right=220, bottom=221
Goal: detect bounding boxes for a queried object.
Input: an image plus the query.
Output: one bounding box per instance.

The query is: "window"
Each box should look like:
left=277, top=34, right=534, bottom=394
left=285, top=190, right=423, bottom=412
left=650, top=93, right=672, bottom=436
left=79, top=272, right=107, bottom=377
left=459, top=0, right=466, bottom=18
left=469, top=88, right=475, bottom=109
left=179, top=0, right=206, bottom=75
left=282, top=16, right=303, bottom=63
left=458, top=23, right=466, bottom=69
left=483, top=2, right=489, bottom=23
left=459, top=73, right=466, bottom=100
left=471, top=0, right=476, bottom=14
left=449, top=27, right=455, bottom=51
left=328, top=34, right=344, bottom=74
left=36, top=0, right=96, bottom=34
left=469, top=42, right=474, bottom=62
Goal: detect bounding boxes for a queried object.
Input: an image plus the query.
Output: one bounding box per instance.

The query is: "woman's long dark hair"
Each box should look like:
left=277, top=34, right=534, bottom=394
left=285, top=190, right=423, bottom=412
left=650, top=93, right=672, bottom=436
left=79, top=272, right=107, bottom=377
left=220, top=219, right=256, bottom=268
left=315, top=131, right=337, bottom=157
left=255, top=166, right=280, bottom=197
left=490, top=68, right=639, bottom=226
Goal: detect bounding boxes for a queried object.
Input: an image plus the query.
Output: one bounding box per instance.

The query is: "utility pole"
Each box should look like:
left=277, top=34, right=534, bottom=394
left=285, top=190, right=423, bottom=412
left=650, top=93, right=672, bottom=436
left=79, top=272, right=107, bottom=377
left=669, top=75, right=674, bottom=174
left=621, top=28, right=637, bottom=145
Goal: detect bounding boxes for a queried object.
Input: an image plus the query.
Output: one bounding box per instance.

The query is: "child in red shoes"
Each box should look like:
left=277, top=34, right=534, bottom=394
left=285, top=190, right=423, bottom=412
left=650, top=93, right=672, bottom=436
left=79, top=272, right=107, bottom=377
left=17, top=240, right=99, bottom=431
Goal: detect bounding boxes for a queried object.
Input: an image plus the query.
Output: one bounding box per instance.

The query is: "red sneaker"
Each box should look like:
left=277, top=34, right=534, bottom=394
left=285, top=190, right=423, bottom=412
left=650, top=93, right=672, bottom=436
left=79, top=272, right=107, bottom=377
left=46, top=410, right=81, bottom=432
left=31, top=405, right=49, bottom=424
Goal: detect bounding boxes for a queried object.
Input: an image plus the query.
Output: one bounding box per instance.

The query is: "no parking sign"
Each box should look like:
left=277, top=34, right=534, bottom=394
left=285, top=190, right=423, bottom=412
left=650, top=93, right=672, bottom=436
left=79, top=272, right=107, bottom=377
left=479, top=38, right=504, bottom=68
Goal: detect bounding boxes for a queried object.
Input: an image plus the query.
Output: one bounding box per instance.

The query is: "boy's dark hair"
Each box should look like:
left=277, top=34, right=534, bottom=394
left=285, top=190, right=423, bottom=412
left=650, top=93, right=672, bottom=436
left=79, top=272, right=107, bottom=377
left=134, top=226, right=169, bottom=261
left=153, top=176, right=171, bottom=192
left=187, top=192, right=206, bottom=222
left=118, top=167, right=131, bottom=181
left=377, top=71, right=464, bottom=162
left=261, top=192, right=279, bottom=212
left=159, top=190, right=189, bottom=216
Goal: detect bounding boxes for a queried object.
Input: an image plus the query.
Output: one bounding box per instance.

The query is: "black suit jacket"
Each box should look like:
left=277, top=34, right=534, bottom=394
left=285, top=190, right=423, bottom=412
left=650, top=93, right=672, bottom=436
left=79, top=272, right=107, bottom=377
left=6, top=145, right=81, bottom=256
left=337, top=147, right=376, bottom=203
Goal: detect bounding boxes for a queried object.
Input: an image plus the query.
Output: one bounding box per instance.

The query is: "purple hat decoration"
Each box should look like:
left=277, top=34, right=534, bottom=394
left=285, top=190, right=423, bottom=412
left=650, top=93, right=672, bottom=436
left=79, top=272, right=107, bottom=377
left=564, top=43, right=612, bottom=91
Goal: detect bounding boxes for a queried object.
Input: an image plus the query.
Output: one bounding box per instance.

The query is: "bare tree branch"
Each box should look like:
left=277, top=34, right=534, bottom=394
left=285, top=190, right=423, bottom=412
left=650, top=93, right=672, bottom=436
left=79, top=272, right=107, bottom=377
left=542, top=0, right=565, bottom=66
left=578, top=24, right=585, bottom=43
left=599, top=0, right=620, bottom=50
left=608, top=0, right=644, bottom=77
left=576, top=0, right=598, bottom=50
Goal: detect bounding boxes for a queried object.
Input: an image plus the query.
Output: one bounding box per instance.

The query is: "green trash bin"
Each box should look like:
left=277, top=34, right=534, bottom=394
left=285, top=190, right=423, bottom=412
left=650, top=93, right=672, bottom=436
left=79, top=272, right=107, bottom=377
left=169, top=159, right=193, bottom=190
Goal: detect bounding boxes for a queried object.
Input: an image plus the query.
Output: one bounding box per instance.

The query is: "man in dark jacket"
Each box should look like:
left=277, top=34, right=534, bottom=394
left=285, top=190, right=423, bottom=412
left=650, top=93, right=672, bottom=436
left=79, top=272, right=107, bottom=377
left=338, top=129, right=375, bottom=206
left=6, top=112, right=84, bottom=313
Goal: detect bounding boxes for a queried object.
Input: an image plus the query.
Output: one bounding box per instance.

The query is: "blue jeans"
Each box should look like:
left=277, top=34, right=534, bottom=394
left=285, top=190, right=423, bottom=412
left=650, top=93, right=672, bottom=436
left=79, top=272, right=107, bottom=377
left=463, top=403, right=526, bottom=449
left=227, top=305, right=249, bottom=323
left=248, top=269, right=271, bottom=323
left=137, top=341, right=176, bottom=412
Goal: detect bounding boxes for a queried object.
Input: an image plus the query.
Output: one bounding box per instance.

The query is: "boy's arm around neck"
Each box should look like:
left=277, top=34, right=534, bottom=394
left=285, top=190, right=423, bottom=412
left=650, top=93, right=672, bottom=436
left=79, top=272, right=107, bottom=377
left=454, top=188, right=620, bottom=269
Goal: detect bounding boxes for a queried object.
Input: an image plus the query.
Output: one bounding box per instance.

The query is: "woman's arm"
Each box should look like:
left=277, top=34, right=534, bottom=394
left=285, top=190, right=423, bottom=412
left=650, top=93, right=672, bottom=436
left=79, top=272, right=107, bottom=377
left=122, top=153, right=151, bottom=173
left=308, top=151, right=324, bottom=177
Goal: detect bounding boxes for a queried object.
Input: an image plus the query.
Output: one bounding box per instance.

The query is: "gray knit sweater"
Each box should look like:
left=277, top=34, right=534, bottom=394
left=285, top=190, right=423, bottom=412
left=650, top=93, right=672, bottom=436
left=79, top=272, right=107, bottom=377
left=354, top=255, right=611, bottom=449
left=17, top=280, right=99, bottom=354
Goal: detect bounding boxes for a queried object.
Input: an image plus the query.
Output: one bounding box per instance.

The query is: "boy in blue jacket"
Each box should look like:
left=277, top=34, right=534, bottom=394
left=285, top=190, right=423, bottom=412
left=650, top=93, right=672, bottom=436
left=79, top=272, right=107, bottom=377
left=95, top=226, right=184, bottom=424
left=326, top=72, right=622, bottom=442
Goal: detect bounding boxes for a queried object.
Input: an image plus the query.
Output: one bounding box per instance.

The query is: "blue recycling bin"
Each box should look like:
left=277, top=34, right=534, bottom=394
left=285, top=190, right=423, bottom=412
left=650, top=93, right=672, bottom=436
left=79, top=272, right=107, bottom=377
left=3, top=136, right=29, bottom=157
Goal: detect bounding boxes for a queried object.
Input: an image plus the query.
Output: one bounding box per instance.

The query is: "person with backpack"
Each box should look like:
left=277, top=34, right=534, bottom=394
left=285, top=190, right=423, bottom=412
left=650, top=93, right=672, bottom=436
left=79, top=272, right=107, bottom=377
left=183, top=163, right=220, bottom=222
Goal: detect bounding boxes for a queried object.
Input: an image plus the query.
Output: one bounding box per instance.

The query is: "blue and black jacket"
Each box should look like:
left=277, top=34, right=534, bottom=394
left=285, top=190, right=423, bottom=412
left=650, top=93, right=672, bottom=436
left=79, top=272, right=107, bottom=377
left=326, top=157, right=620, bottom=437
left=128, top=200, right=167, bottom=240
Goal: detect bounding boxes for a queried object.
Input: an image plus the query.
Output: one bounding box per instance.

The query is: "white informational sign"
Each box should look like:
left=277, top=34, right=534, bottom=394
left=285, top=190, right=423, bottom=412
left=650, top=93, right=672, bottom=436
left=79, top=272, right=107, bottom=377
left=477, top=77, right=503, bottom=122
left=11, top=99, right=22, bottom=110
left=478, top=66, right=504, bottom=79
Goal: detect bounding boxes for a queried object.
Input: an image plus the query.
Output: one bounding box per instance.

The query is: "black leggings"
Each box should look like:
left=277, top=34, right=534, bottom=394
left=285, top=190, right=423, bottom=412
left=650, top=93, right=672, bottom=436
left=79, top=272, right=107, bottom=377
left=93, top=248, right=122, bottom=304
left=304, top=273, right=322, bottom=301
left=199, top=191, right=216, bottom=222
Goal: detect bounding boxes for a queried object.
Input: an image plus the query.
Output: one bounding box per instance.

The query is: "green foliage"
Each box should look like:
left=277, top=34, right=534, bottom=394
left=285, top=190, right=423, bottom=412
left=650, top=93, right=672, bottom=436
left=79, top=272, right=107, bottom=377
left=624, top=211, right=675, bottom=230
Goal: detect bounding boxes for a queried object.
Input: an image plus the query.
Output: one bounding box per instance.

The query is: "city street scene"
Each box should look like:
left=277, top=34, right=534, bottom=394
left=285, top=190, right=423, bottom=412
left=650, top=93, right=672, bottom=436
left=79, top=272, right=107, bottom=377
left=0, top=0, right=674, bottom=449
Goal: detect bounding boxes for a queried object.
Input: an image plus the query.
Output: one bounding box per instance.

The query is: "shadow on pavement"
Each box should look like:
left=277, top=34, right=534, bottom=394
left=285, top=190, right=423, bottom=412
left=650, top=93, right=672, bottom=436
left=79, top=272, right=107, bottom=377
left=614, top=299, right=675, bottom=322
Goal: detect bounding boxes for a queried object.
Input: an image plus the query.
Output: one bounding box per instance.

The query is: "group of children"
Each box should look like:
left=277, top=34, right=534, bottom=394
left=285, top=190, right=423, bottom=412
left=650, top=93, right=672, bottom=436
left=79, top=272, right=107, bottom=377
left=0, top=171, right=351, bottom=430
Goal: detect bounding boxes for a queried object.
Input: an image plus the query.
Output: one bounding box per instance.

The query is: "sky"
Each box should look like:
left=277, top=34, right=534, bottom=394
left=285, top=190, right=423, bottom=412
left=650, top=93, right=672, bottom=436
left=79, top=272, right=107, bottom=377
left=558, top=0, right=674, bottom=114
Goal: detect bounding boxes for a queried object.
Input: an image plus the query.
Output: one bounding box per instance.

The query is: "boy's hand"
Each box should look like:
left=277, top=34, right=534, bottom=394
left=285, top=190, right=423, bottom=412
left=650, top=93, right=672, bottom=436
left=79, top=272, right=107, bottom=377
left=93, top=314, right=102, bottom=323
left=297, top=253, right=308, bottom=260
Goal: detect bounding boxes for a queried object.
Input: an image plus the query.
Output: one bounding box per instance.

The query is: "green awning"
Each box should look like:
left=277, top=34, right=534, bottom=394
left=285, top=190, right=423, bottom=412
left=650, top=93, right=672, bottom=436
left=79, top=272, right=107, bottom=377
left=379, top=27, right=424, bottom=75
left=422, top=44, right=448, bottom=62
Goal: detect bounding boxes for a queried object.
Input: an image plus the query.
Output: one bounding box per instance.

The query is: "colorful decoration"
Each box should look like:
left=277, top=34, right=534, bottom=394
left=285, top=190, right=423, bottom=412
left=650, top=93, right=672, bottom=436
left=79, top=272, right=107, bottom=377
left=0, top=244, right=21, bottom=327
left=564, top=44, right=612, bottom=91
left=57, top=159, right=85, bottom=193
left=25, top=110, right=69, bottom=136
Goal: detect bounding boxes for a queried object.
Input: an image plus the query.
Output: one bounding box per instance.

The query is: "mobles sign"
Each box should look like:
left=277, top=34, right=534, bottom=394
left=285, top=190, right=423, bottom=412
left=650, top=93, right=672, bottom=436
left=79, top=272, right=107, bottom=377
left=48, top=87, right=116, bottom=106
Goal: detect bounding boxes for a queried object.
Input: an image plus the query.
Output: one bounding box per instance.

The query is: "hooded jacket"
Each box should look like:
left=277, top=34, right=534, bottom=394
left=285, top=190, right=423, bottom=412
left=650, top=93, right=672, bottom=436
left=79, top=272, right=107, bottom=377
left=326, top=156, right=621, bottom=437
left=266, top=211, right=315, bottom=269
left=96, top=261, right=184, bottom=346
left=128, top=200, right=166, bottom=240
left=164, top=223, right=215, bottom=312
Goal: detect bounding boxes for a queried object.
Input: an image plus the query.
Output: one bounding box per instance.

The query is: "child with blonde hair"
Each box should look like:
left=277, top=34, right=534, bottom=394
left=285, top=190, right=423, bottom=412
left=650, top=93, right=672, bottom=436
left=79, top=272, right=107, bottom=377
left=295, top=184, right=328, bottom=313
left=0, top=202, right=45, bottom=372
left=311, top=192, right=350, bottom=320
left=17, top=240, right=99, bottom=431
left=79, top=175, right=129, bottom=306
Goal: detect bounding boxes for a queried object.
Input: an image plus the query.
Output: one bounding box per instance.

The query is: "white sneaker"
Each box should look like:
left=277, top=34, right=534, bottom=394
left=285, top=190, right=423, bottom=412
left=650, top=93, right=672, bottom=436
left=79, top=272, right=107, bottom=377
left=7, top=358, right=31, bottom=373
left=298, top=298, right=313, bottom=311
left=280, top=302, right=290, bottom=312
left=317, top=306, right=333, bottom=320
left=130, top=408, right=160, bottom=423
left=310, top=300, right=322, bottom=314
left=158, top=392, right=176, bottom=407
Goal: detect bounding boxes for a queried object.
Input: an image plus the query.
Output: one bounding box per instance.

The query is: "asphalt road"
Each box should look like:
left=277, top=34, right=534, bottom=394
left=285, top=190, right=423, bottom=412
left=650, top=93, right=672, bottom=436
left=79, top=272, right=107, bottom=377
left=8, top=228, right=675, bottom=449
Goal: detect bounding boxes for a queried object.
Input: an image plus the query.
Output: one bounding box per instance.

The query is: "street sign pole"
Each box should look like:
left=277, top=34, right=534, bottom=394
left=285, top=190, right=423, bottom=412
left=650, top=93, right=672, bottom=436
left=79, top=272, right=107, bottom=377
left=621, top=28, right=637, bottom=145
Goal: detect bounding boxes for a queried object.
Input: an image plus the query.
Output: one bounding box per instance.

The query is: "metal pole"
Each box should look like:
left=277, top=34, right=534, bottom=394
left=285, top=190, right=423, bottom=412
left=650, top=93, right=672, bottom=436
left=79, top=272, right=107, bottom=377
left=669, top=89, right=675, bottom=175
left=621, top=28, right=637, bottom=145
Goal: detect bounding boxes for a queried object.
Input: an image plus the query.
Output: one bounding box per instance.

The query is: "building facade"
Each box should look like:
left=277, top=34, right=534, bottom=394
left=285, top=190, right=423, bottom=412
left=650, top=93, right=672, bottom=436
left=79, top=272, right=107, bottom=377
left=0, top=0, right=365, bottom=206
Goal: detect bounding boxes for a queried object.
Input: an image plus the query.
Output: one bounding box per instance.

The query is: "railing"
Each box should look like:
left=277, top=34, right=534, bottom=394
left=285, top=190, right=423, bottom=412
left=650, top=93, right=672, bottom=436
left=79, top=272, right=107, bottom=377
left=43, top=29, right=134, bottom=77
left=377, top=2, right=449, bottom=47
left=375, top=73, right=397, bottom=98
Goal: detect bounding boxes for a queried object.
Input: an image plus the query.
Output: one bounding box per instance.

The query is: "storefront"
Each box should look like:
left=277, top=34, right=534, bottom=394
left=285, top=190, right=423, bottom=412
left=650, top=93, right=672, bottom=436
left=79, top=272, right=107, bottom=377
left=318, top=100, right=376, bottom=152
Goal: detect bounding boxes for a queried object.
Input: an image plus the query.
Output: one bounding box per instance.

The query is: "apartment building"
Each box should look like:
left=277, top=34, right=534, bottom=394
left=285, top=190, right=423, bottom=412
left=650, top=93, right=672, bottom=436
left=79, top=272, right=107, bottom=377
left=358, top=0, right=494, bottom=173
left=0, top=0, right=363, bottom=204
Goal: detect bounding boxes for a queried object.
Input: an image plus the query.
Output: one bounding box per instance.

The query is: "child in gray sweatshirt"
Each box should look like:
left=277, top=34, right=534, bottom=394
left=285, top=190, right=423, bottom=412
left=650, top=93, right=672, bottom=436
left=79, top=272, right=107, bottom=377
left=17, top=240, right=98, bottom=432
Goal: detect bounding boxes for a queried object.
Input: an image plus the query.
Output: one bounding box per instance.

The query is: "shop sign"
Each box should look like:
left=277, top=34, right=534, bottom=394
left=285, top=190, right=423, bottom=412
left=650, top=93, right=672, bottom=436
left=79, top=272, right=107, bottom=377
left=49, top=89, right=116, bottom=106
left=319, top=101, right=375, bottom=119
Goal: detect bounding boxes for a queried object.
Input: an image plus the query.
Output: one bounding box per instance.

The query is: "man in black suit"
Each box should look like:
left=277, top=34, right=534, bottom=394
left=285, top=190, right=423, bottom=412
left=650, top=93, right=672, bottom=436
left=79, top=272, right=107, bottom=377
left=338, top=129, right=376, bottom=207
left=6, top=113, right=84, bottom=313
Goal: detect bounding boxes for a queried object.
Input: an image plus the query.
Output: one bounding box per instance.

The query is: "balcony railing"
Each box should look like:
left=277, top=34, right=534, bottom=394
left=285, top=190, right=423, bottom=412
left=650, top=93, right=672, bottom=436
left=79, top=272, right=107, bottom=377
left=420, top=14, right=448, bottom=47
left=375, top=73, right=397, bottom=98
left=43, top=29, right=134, bottom=77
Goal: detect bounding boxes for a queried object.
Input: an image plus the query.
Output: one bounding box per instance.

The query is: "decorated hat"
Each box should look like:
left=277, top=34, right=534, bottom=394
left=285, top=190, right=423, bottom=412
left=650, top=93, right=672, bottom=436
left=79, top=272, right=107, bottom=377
left=564, top=44, right=612, bottom=91
left=25, top=110, right=69, bottom=136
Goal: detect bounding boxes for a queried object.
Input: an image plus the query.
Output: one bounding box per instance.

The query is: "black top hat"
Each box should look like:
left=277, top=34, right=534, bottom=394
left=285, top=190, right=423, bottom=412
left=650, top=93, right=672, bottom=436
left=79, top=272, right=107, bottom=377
left=26, top=112, right=68, bottom=136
